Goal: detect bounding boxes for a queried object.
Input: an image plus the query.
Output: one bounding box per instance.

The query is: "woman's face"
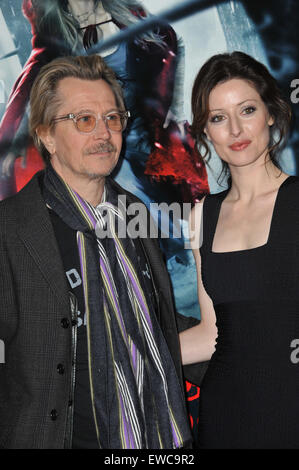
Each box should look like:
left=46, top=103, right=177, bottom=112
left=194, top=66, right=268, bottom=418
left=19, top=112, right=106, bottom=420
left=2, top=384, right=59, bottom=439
left=204, top=78, right=274, bottom=168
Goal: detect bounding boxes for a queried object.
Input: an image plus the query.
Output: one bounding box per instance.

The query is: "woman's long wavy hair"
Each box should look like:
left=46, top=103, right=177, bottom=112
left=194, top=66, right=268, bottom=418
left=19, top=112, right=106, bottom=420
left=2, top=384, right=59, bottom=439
left=191, top=51, right=292, bottom=186
left=23, top=0, right=165, bottom=53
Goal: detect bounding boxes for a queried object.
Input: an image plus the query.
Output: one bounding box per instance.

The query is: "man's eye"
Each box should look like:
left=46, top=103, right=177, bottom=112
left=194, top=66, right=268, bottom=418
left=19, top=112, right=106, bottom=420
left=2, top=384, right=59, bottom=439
left=78, top=115, right=93, bottom=123
left=106, top=113, right=120, bottom=121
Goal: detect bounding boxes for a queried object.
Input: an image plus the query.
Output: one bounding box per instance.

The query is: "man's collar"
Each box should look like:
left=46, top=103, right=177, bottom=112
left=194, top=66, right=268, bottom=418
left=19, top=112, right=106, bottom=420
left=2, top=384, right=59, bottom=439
left=96, top=185, right=107, bottom=208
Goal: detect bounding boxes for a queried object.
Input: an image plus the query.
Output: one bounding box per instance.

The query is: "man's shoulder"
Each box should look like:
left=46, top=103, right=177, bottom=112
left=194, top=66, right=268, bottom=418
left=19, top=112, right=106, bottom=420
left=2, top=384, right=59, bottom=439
left=0, top=189, right=23, bottom=221
left=0, top=171, right=44, bottom=223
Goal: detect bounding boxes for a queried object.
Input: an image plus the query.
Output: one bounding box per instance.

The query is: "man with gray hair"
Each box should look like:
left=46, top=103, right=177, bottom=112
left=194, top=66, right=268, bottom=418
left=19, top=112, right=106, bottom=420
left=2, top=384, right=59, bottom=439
left=0, top=55, right=191, bottom=449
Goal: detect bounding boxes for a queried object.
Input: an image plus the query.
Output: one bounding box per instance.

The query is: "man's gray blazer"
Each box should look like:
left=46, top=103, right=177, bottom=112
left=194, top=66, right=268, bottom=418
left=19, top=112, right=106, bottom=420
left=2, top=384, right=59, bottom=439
left=0, top=171, right=188, bottom=449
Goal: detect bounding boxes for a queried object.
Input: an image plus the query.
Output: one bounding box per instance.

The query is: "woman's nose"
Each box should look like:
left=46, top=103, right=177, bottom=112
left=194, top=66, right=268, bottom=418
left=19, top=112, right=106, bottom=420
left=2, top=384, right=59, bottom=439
left=229, top=116, right=242, bottom=137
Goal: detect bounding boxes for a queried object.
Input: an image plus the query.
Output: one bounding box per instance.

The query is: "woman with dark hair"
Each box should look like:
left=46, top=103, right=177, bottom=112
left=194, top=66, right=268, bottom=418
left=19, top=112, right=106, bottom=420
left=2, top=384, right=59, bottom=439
left=180, top=51, right=299, bottom=448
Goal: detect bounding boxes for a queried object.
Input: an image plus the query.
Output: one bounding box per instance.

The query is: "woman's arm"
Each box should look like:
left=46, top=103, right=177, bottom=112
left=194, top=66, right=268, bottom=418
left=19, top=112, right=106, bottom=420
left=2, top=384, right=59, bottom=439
left=179, top=200, right=218, bottom=365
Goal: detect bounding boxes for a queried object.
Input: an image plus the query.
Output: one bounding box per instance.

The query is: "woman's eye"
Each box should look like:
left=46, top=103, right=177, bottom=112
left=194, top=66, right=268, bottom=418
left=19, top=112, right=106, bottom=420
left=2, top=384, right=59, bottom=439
left=242, top=106, right=256, bottom=115
left=210, top=114, right=225, bottom=123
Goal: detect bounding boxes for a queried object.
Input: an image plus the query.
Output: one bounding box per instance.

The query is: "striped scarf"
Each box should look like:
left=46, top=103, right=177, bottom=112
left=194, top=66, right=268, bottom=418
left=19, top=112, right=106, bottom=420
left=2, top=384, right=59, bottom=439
left=43, top=165, right=191, bottom=449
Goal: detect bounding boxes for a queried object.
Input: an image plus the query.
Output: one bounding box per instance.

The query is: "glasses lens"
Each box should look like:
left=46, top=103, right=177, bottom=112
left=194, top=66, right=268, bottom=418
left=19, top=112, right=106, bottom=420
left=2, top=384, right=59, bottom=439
left=105, top=112, right=125, bottom=132
left=76, top=114, right=96, bottom=133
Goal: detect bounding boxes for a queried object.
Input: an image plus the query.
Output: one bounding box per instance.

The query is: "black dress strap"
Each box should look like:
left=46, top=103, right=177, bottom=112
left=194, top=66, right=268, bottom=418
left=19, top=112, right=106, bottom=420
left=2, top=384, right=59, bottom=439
left=269, top=175, right=299, bottom=245
left=201, top=189, right=229, bottom=252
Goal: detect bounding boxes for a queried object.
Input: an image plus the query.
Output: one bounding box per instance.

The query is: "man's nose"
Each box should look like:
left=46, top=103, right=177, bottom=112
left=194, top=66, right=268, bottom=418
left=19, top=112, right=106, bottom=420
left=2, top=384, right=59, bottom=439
left=93, top=117, right=111, bottom=140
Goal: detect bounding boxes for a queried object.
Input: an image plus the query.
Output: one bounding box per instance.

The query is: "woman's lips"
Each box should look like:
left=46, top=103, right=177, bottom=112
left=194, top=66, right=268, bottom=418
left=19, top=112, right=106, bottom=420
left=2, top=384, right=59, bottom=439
left=229, top=140, right=251, bottom=151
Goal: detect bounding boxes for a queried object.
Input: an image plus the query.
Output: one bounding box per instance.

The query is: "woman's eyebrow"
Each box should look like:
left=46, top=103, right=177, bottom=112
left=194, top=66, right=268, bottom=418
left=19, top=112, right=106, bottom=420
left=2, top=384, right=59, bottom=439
left=209, top=98, right=258, bottom=112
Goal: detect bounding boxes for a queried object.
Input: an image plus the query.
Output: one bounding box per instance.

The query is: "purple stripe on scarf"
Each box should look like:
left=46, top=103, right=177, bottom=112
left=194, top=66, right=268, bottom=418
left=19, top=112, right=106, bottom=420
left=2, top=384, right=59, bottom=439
left=118, top=390, right=136, bottom=449
left=131, top=341, right=137, bottom=371
left=75, top=192, right=97, bottom=228
left=115, top=243, right=153, bottom=331
left=100, top=257, right=128, bottom=340
left=171, top=420, right=180, bottom=448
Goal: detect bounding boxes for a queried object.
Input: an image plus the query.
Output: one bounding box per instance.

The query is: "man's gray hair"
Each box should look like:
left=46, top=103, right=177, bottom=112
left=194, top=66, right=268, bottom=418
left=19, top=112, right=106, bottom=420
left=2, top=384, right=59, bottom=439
left=29, top=54, right=125, bottom=164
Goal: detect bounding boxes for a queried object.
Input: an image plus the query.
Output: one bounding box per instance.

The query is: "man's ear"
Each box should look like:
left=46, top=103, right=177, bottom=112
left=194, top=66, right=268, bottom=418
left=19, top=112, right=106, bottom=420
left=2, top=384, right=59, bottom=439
left=36, top=125, right=56, bottom=155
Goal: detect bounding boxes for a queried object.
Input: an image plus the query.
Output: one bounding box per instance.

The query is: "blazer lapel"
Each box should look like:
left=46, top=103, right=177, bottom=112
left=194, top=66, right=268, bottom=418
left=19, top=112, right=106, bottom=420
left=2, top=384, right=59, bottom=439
left=16, top=172, right=69, bottom=311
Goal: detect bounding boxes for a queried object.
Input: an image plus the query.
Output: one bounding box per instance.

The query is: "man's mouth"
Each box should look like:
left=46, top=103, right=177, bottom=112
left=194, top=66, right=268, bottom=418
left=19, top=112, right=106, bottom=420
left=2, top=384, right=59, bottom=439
left=85, top=144, right=116, bottom=156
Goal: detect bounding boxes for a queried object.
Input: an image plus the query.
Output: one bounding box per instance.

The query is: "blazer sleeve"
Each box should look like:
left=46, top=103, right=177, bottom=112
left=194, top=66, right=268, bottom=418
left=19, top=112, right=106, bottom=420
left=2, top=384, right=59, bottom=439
left=0, top=215, right=19, bottom=380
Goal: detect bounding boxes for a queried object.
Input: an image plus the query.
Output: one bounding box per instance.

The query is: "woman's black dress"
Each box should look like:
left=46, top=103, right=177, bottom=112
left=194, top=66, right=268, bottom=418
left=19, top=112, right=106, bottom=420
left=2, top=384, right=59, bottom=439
left=199, top=175, right=299, bottom=448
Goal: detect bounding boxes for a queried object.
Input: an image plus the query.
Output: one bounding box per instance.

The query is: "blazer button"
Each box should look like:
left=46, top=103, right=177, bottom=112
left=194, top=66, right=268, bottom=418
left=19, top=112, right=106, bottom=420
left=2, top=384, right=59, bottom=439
left=57, top=364, right=65, bottom=375
left=50, top=409, right=58, bottom=421
left=61, top=318, right=70, bottom=329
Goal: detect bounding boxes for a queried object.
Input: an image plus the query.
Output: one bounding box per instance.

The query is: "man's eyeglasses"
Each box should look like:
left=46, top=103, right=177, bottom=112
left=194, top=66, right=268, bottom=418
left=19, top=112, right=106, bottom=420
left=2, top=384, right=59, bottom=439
left=50, top=110, right=130, bottom=134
